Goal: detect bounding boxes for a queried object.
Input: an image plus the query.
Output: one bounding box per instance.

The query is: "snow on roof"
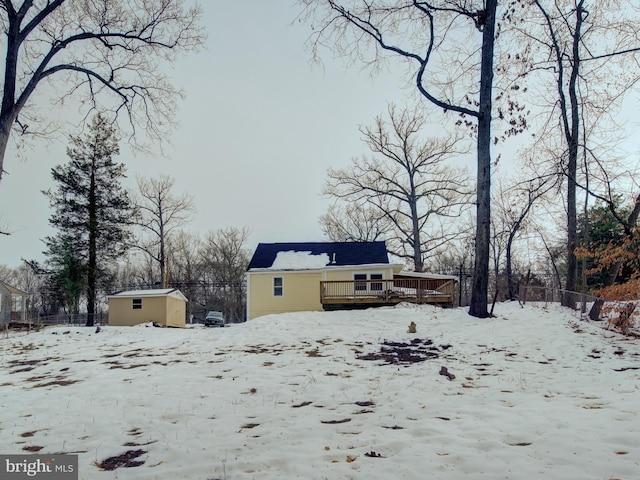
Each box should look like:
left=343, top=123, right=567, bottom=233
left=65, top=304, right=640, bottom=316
left=270, top=251, right=330, bottom=270
left=108, top=289, right=187, bottom=302
left=395, top=271, right=459, bottom=281
left=0, top=281, right=29, bottom=296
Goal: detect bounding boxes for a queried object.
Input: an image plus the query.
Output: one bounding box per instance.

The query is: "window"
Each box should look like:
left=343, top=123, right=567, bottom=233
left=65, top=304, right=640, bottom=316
left=354, top=273, right=384, bottom=291
left=371, top=274, right=383, bottom=291
left=273, top=277, right=283, bottom=297
left=354, top=274, right=367, bottom=291
left=132, top=298, right=142, bottom=310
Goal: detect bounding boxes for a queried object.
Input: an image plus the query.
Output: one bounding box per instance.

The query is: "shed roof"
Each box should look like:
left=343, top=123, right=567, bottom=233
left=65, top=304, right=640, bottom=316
left=395, top=271, right=459, bottom=282
left=0, top=281, right=29, bottom=296
left=247, top=241, right=389, bottom=271
left=108, top=288, right=188, bottom=302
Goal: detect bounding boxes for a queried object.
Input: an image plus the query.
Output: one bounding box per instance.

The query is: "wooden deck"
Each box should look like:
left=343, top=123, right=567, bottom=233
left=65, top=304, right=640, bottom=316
left=320, top=277, right=457, bottom=310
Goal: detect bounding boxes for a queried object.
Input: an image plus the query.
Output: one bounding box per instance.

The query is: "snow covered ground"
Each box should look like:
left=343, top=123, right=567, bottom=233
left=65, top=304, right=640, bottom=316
left=1, top=302, right=639, bottom=480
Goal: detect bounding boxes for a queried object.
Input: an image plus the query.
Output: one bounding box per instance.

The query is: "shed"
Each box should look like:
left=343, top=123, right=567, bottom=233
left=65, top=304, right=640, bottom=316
left=0, top=281, right=29, bottom=324
left=107, top=289, right=188, bottom=327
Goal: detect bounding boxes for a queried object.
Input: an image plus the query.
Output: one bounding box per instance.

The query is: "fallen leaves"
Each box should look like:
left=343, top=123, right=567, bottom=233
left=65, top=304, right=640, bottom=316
left=96, top=449, right=146, bottom=470
left=439, top=366, right=455, bottom=381
left=364, top=451, right=383, bottom=458
left=321, top=418, right=351, bottom=424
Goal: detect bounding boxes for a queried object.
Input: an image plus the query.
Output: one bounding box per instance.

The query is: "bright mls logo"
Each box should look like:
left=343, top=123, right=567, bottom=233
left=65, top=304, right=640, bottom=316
left=1, top=455, right=78, bottom=479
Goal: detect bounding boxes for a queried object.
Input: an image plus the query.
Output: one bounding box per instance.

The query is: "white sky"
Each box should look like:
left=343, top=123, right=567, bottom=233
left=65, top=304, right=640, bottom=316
left=0, top=1, right=423, bottom=269
left=1, top=302, right=639, bottom=478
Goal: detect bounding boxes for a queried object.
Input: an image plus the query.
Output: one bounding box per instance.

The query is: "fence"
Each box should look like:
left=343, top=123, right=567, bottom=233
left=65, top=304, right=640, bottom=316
left=28, top=311, right=108, bottom=326
left=519, top=285, right=604, bottom=320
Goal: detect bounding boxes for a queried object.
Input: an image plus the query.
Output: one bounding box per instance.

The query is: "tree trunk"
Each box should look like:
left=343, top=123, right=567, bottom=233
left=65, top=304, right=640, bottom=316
left=0, top=23, right=20, bottom=185
left=409, top=187, right=423, bottom=272
left=468, top=0, right=497, bottom=318
left=561, top=2, right=585, bottom=309
left=86, top=166, right=97, bottom=327
left=505, top=230, right=516, bottom=300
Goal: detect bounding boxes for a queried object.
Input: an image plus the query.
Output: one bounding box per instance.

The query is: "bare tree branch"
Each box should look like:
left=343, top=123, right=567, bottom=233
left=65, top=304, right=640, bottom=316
left=0, top=0, right=205, bottom=184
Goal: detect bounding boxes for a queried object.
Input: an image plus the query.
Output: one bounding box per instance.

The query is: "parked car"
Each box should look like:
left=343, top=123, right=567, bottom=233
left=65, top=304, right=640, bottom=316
left=204, top=311, right=225, bottom=327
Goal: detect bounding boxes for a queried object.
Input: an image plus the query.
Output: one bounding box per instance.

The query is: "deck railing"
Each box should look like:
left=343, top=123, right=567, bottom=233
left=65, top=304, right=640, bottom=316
left=320, top=278, right=457, bottom=306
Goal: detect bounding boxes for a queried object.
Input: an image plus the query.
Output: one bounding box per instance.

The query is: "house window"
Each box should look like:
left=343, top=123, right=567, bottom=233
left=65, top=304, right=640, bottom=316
left=273, top=277, right=283, bottom=297
left=371, top=274, right=383, bottom=291
left=132, top=298, right=143, bottom=310
left=354, top=273, right=384, bottom=291
left=354, top=274, right=367, bottom=291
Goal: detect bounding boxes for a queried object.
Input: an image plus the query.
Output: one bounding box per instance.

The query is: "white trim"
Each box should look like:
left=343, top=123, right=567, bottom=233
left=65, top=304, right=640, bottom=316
left=246, top=272, right=251, bottom=321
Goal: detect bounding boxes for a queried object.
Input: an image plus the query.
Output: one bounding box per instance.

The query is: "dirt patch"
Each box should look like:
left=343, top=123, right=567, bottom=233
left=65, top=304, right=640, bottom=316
left=240, top=423, right=260, bottom=430
left=321, top=418, right=351, bottom=424
left=97, top=449, right=146, bottom=470
left=22, top=446, right=44, bottom=452
left=356, top=338, right=446, bottom=365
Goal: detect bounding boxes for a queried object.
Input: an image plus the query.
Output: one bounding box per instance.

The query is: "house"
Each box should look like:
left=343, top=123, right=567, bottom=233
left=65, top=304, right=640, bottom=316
left=245, top=241, right=458, bottom=320
left=0, top=281, right=29, bottom=325
left=107, top=289, right=188, bottom=327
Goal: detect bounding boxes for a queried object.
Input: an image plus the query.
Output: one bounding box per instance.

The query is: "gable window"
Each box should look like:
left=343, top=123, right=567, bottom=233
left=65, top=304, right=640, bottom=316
left=273, top=277, right=283, bottom=297
left=132, top=298, right=143, bottom=310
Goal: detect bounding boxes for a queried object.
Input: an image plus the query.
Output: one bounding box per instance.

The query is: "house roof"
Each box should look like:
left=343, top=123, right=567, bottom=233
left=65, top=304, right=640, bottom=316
left=394, top=271, right=459, bottom=282
left=108, top=288, right=188, bottom=302
left=247, top=241, right=389, bottom=271
left=0, top=281, right=29, bottom=296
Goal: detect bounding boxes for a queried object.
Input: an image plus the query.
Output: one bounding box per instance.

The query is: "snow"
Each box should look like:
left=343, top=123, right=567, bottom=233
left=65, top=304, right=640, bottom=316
left=269, top=250, right=330, bottom=269
left=1, top=302, right=639, bottom=479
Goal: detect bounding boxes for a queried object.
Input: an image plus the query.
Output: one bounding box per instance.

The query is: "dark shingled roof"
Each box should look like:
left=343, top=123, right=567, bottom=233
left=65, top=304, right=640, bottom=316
left=247, top=241, right=389, bottom=270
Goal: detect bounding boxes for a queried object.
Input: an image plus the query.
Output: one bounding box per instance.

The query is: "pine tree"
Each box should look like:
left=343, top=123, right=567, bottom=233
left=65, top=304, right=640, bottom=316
left=44, top=114, right=133, bottom=326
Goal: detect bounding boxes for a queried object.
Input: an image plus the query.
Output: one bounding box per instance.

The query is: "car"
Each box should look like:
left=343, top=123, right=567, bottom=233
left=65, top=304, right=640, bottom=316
left=204, top=311, right=225, bottom=328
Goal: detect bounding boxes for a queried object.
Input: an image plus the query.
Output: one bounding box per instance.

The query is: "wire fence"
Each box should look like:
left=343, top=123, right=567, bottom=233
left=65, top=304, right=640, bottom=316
left=519, top=286, right=604, bottom=320
left=19, top=311, right=108, bottom=327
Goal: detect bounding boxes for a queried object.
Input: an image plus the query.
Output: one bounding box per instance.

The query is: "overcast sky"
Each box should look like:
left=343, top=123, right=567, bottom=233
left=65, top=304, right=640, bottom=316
left=0, top=1, right=425, bottom=269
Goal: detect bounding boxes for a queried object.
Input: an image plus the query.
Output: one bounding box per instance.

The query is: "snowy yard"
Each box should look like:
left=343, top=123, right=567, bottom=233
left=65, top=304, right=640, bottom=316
left=1, top=302, right=638, bottom=479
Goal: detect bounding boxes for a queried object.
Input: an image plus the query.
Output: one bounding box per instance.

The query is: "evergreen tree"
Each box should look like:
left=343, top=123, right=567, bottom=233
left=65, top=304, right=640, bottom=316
left=44, top=114, right=133, bottom=326
left=45, top=238, right=87, bottom=321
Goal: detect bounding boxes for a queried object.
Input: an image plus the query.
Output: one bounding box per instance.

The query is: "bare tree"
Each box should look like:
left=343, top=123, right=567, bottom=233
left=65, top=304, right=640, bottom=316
left=324, top=105, right=471, bottom=272
left=199, top=227, right=251, bottom=322
left=491, top=175, right=556, bottom=299
left=134, top=174, right=195, bottom=288
left=0, top=0, right=204, bottom=185
left=320, top=203, right=391, bottom=243
left=168, top=230, right=204, bottom=321
left=526, top=0, right=640, bottom=306
left=300, top=0, right=499, bottom=316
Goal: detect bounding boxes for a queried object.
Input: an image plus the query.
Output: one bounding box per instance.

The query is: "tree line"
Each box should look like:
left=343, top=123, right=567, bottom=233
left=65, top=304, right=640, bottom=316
left=2, top=114, right=250, bottom=325
left=2, top=1, right=640, bottom=327
left=303, top=0, right=640, bottom=324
